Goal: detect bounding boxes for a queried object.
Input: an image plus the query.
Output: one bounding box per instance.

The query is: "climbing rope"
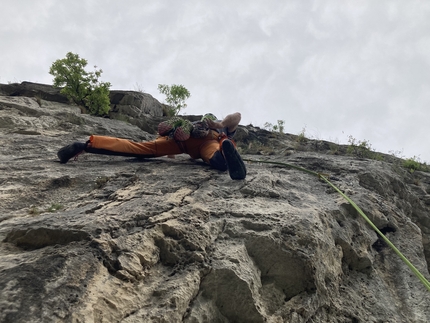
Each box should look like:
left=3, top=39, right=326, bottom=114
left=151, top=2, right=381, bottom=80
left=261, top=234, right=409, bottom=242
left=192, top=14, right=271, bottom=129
left=243, top=158, right=430, bottom=292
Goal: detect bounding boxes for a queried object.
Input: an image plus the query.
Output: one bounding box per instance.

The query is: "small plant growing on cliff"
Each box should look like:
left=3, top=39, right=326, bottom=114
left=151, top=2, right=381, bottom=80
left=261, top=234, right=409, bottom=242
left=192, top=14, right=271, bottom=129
left=347, top=135, right=373, bottom=158
left=403, top=156, right=429, bottom=173
left=94, top=176, right=110, bottom=189
left=346, top=136, right=383, bottom=160
left=47, top=203, right=63, bottom=213
left=49, top=52, right=111, bottom=116
left=297, top=126, right=308, bottom=143
left=263, top=120, right=285, bottom=133
left=158, top=84, right=190, bottom=116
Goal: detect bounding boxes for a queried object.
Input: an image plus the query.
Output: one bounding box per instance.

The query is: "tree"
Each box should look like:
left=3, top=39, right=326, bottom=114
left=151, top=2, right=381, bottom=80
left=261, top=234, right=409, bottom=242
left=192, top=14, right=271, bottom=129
left=49, top=52, right=111, bottom=116
left=158, top=84, right=190, bottom=116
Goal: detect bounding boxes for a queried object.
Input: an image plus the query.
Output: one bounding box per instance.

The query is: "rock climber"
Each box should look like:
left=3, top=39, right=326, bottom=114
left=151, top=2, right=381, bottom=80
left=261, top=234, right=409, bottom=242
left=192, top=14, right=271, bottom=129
left=57, top=112, right=247, bottom=180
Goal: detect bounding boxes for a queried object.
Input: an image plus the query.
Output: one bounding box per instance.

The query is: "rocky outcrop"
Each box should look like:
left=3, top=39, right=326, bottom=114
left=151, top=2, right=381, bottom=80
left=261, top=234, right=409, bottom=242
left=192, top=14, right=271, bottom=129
left=0, top=92, right=429, bottom=323
left=0, top=81, right=69, bottom=103
left=0, top=83, right=167, bottom=133
left=108, top=90, right=170, bottom=134
left=109, top=90, right=164, bottom=118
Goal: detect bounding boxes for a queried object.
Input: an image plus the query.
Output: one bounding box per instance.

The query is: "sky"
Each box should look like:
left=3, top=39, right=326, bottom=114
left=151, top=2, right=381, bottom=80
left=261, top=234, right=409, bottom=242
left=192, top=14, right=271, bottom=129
left=1, top=0, right=430, bottom=162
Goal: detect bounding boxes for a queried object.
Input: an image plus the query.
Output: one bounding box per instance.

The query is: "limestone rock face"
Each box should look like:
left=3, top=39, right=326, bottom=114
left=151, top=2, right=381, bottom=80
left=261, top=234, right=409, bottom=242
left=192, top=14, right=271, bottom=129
left=1, top=92, right=430, bottom=323
left=0, top=81, right=69, bottom=103
left=0, top=83, right=166, bottom=132
left=108, top=90, right=166, bottom=134
left=109, top=90, right=164, bottom=118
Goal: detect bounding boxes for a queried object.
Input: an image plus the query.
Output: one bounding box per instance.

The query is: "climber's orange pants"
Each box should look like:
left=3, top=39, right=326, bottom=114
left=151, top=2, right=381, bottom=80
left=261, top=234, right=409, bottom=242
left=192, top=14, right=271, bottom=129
left=88, top=130, right=224, bottom=164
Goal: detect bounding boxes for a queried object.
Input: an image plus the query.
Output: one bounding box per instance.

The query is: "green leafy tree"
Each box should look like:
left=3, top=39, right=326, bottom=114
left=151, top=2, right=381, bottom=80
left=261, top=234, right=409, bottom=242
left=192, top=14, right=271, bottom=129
left=158, top=84, right=190, bottom=116
left=49, top=52, right=111, bottom=116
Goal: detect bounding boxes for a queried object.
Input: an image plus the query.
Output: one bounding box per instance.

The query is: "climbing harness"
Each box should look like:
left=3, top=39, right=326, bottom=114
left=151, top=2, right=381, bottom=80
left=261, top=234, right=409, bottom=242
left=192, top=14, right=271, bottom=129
left=243, top=158, right=430, bottom=292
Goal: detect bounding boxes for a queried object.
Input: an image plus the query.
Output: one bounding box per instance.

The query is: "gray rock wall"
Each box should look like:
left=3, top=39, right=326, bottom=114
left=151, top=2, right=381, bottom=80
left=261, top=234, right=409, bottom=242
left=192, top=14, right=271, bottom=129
left=0, top=82, right=166, bottom=128
left=0, top=93, right=429, bottom=322
left=109, top=90, right=164, bottom=117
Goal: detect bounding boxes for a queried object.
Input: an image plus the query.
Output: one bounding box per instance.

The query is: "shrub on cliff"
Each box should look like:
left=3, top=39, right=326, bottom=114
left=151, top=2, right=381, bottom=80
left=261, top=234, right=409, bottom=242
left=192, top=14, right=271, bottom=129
left=49, top=52, right=111, bottom=116
left=158, top=84, right=190, bottom=116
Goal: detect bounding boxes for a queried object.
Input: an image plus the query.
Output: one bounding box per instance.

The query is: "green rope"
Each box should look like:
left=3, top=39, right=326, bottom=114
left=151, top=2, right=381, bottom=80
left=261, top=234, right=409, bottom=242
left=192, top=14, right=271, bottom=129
left=243, top=158, right=430, bottom=292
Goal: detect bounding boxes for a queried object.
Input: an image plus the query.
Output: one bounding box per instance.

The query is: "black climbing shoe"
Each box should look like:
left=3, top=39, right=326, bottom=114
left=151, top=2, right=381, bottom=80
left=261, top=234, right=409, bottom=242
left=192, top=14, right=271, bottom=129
left=57, top=142, right=86, bottom=163
left=222, top=139, right=247, bottom=180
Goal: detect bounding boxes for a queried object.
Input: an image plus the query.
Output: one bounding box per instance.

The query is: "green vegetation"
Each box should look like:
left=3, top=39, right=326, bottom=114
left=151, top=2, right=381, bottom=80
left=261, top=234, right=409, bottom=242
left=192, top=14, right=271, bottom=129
left=28, top=203, right=64, bottom=216
left=297, top=127, right=308, bottom=143
left=403, top=156, right=429, bottom=173
left=47, top=203, right=63, bottom=212
left=95, top=176, right=110, bottom=189
left=49, top=52, right=111, bottom=116
left=263, top=120, right=285, bottom=133
left=158, top=84, right=190, bottom=116
left=258, top=121, right=428, bottom=168
left=344, top=135, right=386, bottom=160
left=346, top=135, right=374, bottom=159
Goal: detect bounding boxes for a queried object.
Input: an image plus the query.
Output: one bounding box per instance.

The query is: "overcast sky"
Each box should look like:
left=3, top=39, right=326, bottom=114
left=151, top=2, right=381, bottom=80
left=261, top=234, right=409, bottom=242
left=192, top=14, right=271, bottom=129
left=1, top=0, right=429, bottom=162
